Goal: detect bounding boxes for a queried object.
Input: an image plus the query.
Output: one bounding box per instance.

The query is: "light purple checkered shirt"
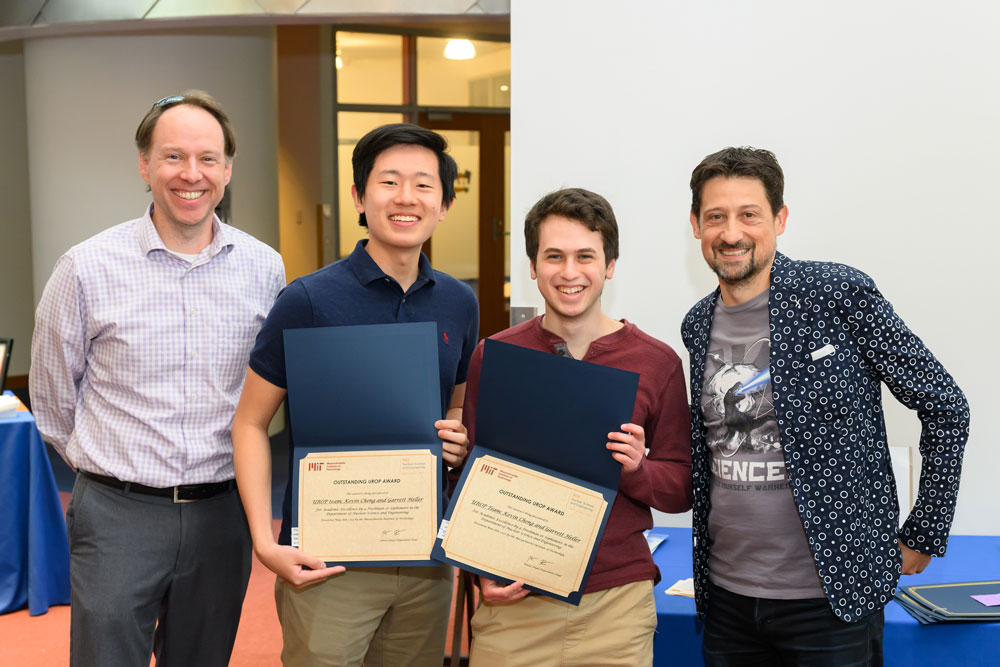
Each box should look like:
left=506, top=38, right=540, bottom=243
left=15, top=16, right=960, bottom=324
left=30, top=206, right=285, bottom=486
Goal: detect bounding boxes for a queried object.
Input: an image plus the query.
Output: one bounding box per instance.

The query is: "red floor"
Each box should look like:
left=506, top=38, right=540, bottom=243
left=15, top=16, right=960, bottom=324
left=0, top=511, right=472, bottom=665
left=0, top=518, right=284, bottom=666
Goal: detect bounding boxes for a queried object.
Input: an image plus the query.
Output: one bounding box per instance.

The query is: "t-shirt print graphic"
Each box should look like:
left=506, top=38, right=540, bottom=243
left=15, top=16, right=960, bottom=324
left=703, top=338, right=780, bottom=458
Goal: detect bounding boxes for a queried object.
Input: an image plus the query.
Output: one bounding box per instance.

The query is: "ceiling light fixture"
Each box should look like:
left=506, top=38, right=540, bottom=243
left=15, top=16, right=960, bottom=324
left=444, top=39, right=476, bottom=60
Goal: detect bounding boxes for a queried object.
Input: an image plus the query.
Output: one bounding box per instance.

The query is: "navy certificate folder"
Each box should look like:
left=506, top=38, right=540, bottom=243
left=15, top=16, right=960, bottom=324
left=895, top=581, right=1000, bottom=623
left=432, top=338, right=640, bottom=604
left=284, top=322, right=442, bottom=567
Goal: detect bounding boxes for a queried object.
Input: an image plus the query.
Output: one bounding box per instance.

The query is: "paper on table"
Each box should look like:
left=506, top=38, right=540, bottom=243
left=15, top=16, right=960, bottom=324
left=971, top=593, right=1000, bottom=607
left=0, top=395, right=18, bottom=418
left=644, top=530, right=667, bottom=553
left=666, top=578, right=695, bottom=597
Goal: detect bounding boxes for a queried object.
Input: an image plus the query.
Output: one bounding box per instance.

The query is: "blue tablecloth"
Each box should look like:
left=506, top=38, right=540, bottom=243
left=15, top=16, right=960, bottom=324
left=0, top=396, right=71, bottom=615
left=650, top=526, right=1000, bottom=667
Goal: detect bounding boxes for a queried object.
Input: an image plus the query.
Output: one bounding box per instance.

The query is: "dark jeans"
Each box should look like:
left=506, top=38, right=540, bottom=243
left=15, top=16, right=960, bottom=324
left=702, top=581, right=884, bottom=667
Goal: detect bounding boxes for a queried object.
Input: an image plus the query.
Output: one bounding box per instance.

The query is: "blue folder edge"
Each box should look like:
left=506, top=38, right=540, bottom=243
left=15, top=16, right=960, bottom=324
left=431, top=445, right=617, bottom=606
left=291, top=442, right=443, bottom=568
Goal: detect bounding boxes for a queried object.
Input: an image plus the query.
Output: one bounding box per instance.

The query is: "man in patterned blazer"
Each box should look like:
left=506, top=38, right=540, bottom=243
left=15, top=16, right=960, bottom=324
left=680, top=146, right=969, bottom=666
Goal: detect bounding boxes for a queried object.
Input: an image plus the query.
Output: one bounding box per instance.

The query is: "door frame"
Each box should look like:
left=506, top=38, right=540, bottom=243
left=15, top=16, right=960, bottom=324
left=419, top=112, right=510, bottom=339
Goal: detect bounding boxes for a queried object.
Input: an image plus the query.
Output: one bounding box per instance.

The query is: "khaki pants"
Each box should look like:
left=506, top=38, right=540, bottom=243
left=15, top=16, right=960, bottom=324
left=275, top=564, right=453, bottom=667
left=470, top=580, right=656, bottom=667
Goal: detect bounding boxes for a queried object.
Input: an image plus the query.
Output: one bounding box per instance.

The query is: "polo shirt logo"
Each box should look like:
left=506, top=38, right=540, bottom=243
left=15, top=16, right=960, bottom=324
left=443, top=331, right=450, bottom=344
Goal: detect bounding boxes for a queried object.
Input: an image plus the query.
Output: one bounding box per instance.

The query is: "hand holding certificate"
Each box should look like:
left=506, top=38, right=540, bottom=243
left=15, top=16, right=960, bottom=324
left=433, top=339, right=639, bottom=604
left=285, top=322, right=444, bottom=567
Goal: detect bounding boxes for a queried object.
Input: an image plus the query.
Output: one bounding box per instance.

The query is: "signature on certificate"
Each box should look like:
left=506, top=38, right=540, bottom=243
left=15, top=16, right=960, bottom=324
left=525, top=556, right=553, bottom=567
left=381, top=529, right=407, bottom=538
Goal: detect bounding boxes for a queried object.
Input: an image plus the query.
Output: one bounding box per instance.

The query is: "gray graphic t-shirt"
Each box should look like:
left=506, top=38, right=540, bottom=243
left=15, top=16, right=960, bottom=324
left=701, top=290, right=825, bottom=599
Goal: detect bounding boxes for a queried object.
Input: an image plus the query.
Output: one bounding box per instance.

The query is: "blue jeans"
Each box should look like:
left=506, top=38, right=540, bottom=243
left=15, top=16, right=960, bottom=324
left=702, top=582, right=884, bottom=667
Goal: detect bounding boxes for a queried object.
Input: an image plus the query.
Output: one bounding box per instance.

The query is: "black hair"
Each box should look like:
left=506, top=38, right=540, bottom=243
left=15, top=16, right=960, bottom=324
left=690, top=146, right=784, bottom=218
left=352, top=123, right=458, bottom=227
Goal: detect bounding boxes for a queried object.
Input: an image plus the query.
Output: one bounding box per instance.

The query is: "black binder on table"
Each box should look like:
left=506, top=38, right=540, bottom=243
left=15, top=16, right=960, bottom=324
left=894, top=581, right=1000, bottom=624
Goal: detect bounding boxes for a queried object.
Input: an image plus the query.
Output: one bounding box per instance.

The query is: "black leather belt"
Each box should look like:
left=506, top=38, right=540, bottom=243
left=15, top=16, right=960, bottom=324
left=82, top=471, right=236, bottom=503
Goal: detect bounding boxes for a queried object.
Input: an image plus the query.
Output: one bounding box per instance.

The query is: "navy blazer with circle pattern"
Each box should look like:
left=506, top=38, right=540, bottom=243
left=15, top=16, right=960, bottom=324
left=681, top=252, right=970, bottom=623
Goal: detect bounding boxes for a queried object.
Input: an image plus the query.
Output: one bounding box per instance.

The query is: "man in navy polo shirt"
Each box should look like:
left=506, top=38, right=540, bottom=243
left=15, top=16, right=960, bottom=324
left=232, top=124, right=479, bottom=667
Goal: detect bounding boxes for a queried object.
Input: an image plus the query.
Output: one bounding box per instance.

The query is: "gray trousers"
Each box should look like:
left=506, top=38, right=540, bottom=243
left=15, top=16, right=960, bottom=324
left=66, top=472, right=252, bottom=667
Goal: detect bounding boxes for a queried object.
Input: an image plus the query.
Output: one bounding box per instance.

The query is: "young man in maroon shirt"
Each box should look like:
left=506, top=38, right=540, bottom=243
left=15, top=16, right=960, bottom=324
left=457, top=188, right=693, bottom=666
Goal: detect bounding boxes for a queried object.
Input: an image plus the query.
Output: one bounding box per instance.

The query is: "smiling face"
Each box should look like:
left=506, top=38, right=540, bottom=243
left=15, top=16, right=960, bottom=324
left=351, top=143, right=449, bottom=256
left=138, top=104, right=231, bottom=247
left=531, top=215, right=616, bottom=326
left=690, top=176, right=787, bottom=304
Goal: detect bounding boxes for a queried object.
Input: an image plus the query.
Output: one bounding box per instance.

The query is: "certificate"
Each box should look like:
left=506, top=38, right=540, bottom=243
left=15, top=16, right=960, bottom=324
left=438, top=455, right=607, bottom=597
left=297, top=450, right=439, bottom=561
left=284, top=322, right=444, bottom=567
left=432, top=339, right=639, bottom=604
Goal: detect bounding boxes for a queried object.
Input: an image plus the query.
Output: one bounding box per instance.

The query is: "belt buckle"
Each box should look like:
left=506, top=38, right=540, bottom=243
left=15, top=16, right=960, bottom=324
left=173, top=486, right=197, bottom=504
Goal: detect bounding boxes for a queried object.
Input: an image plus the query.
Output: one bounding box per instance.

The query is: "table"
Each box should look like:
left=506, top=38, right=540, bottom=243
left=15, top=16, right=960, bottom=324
left=650, top=527, right=1000, bottom=667
left=0, top=393, right=71, bottom=615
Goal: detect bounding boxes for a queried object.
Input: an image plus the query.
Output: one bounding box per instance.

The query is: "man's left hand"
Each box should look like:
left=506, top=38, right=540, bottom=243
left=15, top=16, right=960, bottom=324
left=899, top=539, right=932, bottom=574
left=437, top=419, right=469, bottom=467
left=607, top=423, right=645, bottom=473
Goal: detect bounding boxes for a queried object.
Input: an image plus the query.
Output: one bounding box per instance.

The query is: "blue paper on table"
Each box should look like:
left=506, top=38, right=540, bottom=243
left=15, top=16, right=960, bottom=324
left=644, top=529, right=668, bottom=554
left=433, top=338, right=639, bottom=604
left=284, top=322, right=443, bottom=567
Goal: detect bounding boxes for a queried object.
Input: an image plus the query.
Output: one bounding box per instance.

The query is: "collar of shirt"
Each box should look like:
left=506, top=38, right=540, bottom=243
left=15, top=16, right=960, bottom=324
left=138, top=204, right=235, bottom=262
left=346, top=239, right=436, bottom=293
left=527, top=316, right=634, bottom=359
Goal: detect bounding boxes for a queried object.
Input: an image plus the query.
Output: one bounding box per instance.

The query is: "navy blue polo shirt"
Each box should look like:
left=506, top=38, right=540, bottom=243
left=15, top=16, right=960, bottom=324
left=249, top=239, right=480, bottom=545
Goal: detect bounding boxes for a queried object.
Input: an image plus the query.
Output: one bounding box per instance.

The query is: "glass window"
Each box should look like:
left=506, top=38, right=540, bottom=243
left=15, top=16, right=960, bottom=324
left=336, top=32, right=403, bottom=105
left=417, top=38, right=511, bottom=108
left=430, top=130, right=480, bottom=291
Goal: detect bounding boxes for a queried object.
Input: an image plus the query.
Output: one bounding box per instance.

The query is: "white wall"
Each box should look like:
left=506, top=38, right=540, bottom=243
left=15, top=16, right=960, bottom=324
left=25, top=28, right=279, bottom=298
left=512, top=0, right=995, bottom=535
left=0, top=41, right=34, bottom=376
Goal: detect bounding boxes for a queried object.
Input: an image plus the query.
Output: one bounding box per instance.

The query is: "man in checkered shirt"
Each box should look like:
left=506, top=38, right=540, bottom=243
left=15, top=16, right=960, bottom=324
left=30, top=90, right=285, bottom=667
